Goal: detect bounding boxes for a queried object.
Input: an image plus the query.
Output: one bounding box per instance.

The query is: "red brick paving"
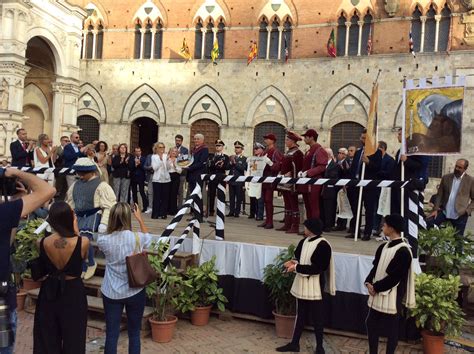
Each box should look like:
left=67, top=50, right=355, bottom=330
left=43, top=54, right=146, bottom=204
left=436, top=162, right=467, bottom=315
left=14, top=310, right=467, bottom=353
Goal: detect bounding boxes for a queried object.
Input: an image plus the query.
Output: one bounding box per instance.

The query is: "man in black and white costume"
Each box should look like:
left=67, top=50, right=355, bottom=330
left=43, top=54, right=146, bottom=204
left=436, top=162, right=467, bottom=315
left=364, top=214, right=416, bottom=354
left=277, top=218, right=336, bottom=354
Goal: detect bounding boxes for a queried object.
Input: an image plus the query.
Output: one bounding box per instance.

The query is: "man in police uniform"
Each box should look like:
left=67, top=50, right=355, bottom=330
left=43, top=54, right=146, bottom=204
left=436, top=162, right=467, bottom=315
left=228, top=141, right=247, bottom=217
left=277, top=131, right=304, bottom=234
left=207, top=139, right=229, bottom=216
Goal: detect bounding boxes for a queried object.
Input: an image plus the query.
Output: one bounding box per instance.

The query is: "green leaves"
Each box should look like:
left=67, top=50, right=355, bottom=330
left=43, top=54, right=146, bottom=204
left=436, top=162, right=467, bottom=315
left=410, top=273, right=465, bottom=337
left=262, top=244, right=297, bottom=316
left=12, top=219, right=46, bottom=277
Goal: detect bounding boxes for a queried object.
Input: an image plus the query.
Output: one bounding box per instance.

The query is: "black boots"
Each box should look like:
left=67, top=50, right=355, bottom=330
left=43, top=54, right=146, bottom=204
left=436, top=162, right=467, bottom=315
left=276, top=343, right=300, bottom=352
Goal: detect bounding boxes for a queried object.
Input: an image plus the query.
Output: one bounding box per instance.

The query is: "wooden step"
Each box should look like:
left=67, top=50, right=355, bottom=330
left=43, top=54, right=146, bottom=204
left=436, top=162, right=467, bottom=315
left=27, top=288, right=154, bottom=329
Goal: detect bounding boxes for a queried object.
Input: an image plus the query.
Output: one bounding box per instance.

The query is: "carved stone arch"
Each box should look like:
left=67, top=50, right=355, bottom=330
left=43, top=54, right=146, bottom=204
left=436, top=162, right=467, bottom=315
left=337, top=0, right=374, bottom=20
left=84, top=2, right=108, bottom=28
left=78, top=83, right=107, bottom=123
left=26, top=28, right=66, bottom=76
left=409, top=1, right=428, bottom=15
left=393, top=101, right=403, bottom=128
left=132, top=1, right=167, bottom=27
left=321, top=83, right=370, bottom=128
left=23, top=83, right=50, bottom=121
left=85, top=1, right=109, bottom=27
left=245, top=85, right=294, bottom=128
left=122, top=84, right=166, bottom=124
left=182, top=85, right=228, bottom=126
left=257, top=0, right=297, bottom=25
left=190, top=0, right=231, bottom=26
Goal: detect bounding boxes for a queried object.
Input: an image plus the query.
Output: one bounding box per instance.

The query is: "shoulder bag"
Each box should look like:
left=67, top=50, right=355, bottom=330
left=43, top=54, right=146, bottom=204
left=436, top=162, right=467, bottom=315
left=126, top=232, right=158, bottom=288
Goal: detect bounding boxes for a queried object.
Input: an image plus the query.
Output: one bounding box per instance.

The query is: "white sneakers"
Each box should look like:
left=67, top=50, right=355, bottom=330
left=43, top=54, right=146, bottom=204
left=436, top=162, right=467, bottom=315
left=83, top=262, right=97, bottom=280
left=144, top=208, right=152, bottom=214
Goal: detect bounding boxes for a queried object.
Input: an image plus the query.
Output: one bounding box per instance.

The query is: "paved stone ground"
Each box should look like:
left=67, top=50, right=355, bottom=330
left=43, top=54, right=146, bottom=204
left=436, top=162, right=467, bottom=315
left=14, top=311, right=468, bottom=353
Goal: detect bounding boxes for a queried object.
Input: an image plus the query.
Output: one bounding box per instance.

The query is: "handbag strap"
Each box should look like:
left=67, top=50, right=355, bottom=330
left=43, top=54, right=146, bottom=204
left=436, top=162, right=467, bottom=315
left=133, top=232, right=142, bottom=253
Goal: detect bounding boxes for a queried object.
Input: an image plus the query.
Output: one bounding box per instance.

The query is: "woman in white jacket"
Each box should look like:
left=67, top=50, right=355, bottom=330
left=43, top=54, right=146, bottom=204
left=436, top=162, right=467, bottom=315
left=151, top=142, right=171, bottom=219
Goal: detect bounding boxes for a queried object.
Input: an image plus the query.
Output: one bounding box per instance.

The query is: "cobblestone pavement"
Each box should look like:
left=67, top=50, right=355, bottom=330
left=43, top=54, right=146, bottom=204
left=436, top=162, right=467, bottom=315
left=14, top=311, right=468, bottom=353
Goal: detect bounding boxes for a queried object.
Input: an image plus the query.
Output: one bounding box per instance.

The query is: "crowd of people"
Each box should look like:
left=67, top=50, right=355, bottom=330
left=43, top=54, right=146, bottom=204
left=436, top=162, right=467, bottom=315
left=0, top=125, right=472, bottom=354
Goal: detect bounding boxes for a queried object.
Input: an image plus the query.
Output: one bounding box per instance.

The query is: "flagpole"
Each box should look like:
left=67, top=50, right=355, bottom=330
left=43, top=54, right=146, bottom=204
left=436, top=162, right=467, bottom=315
left=401, top=77, right=407, bottom=237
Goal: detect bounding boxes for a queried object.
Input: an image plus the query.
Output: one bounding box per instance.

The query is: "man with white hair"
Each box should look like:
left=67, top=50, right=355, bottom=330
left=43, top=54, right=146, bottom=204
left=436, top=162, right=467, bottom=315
left=185, top=134, right=209, bottom=221
left=321, top=148, right=341, bottom=232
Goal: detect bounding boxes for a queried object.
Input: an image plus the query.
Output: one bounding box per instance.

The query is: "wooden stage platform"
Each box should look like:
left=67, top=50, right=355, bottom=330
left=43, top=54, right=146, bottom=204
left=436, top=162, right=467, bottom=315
left=134, top=213, right=380, bottom=257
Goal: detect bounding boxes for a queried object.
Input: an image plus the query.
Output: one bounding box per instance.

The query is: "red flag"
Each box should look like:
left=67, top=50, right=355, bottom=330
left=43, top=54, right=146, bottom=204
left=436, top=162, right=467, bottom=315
left=327, top=29, right=336, bottom=58
left=247, top=41, right=258, bottom=65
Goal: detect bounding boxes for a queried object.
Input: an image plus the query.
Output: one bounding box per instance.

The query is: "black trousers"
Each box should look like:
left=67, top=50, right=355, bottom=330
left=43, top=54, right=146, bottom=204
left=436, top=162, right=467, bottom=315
left=321, top=196, right=337, bottom=229
left=291, top=298, right=324, bottom=350
left=130, top=179, right=149, bottom=210
left=152, top=182, right=170, bottom=218
left=229, top=183, right=244, bottom=215
left=366, top=309, right=399, bottom=354
left=188, top=180, right=204, bottom=221
left=348, top=187, right=377, bottom=237
left=208, top=179, right=224, bottom=214
left=168, top=172, right=180, bottom=215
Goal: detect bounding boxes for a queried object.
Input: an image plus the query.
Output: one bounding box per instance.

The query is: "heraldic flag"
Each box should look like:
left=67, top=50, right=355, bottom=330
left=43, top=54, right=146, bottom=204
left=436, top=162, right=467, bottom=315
left=365, top=83, right=379, bottom=156
left=211, top=39, right=219, bottom=65
left=327, top=29, right=336, bottom=58
left=247, top=41, right=258, bottom=65
left=179, top=38, right=192, bottom=60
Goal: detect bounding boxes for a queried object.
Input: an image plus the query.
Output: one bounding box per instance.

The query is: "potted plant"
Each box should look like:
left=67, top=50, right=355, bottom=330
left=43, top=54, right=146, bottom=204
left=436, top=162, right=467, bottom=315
left=11, top=219, right=46, bottom=291
left=263, top=244, right=297, bottom=338
left=410, top=273, right=465, bottom=354
left=181, top=256, right=228, bottom=326
left=146, top=241, right=191, bottom=343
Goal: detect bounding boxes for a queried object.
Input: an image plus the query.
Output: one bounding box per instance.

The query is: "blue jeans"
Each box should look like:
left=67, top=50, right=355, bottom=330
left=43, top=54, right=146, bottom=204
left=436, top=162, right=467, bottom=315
left=0, top=309, right=17, bottom=354
left=102, top=290, right=146, bottom=354
left=432, top=212, right=469, bottom=237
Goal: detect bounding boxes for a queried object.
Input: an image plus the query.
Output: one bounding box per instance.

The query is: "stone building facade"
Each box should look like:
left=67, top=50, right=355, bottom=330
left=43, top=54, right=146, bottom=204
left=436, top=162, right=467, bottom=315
left=1, top=0, right=474, bottom=184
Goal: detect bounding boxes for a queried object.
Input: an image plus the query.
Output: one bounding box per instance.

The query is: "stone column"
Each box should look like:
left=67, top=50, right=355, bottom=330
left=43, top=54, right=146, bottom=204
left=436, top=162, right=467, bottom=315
left=434, top=14, right=441, bottom=52
left=201, top=27, right=207, bottom=59
left=345, top=21, right=351, bottom=56
left=92, top=29, right=98, bottom=59
left=212, top=27, right=218, bottom=42
left=277, top=26, right=284, bottom=60
left=139, top=28, right=146, bottom=59
left=81, top=30, right=88, bottom=59
left=266, top=26, right=272, bottom=59
left=150, top=29, right=157, bottom=59
left=52, top=80, right=80, bottom=142
left=357, top=21, right=364, bottom=56
left=420, top=16, right=427, bottom=53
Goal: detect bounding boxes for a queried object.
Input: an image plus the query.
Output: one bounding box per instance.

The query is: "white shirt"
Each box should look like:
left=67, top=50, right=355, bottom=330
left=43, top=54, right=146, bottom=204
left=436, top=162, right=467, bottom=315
left=33, top=147, right=52, bottom=168
left=151, top=153, right=171, bottom=183
left=445, top=173, right=464, bottom=220
left=98, top=230, right=153, bottom=299
left=167, top=158, right=182, bottom=174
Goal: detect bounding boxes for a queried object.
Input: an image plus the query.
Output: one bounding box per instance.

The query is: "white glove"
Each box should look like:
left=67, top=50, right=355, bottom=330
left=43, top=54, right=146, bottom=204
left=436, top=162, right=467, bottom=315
left=297, top=171, right=303, bottom=178
left=300, top=171, right=308, bottom=178
left=98, top=223, right=107, bottom=234
left=264, top=156, right=273, bottom=166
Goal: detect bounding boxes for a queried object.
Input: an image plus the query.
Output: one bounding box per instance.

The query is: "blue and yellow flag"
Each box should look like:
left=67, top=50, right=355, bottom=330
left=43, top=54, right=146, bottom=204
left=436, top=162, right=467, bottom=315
left=211, top=39, right=219, bottom=65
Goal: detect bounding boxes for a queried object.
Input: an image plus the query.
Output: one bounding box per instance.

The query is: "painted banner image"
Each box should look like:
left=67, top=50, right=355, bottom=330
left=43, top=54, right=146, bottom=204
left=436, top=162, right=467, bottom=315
left=404, top=86, right=464, bottom=155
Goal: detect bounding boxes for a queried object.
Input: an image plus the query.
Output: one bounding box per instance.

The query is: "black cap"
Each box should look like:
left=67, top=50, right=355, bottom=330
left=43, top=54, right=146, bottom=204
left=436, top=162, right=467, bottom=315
left=384, top=214, right=405, bottom=234
left=215, top=139, right=225, bottom=146
left=303, top=218, right=323, bottom=236
left=234, top=141, right=244, bottom=148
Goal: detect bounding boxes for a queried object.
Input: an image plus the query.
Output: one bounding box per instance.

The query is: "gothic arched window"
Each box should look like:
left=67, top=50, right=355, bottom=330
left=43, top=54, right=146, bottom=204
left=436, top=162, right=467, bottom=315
left=361, top=13, right=373, bottom=55
left=204, top=20, right=214, bottom=59
left=348, top=13, right=360, bottom=56
left=258, top=18, right=268, bottom=59
left=96, top=23, right=104, bottom=59
left=411, top=6, right=422, bottom=53
left=134, top=22, right=141, bottom=59
left=154, top=21, right=163, bottom=59
left=424, top=5, right=436, bottom=52
left=438, top=5, right=451, bottom=51
left=336, top=14, right=346, bottom=57
left=217, top=20, right=225, bottom=58
left=269, top=19, right=279, bottom=59
left=86, top=24, right=94, bottom=59
left=143, top=20, right=153, bottom=59
left=281, top=17, right=292, bottom=60
left=195, top=20, right=203, bottom=59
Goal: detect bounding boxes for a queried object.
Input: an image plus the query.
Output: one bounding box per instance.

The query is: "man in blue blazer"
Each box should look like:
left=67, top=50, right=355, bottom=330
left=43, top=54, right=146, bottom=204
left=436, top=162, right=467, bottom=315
left=347, top=129, right=382, bottom=241
left=10, top=128, right=34, bottom=167
left=129, top=147, right=149, bottom=212
left=185, top=133, right=209, bottom=221
left=63, top=132, right=85, bottom=187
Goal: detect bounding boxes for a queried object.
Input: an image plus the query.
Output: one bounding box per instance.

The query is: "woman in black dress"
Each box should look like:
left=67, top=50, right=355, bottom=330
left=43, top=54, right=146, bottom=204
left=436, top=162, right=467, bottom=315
left=33, top=201, right=89, bottom=354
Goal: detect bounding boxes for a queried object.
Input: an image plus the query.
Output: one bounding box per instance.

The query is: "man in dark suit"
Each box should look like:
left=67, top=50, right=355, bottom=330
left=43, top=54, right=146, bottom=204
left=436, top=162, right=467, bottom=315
left=347, top=129, right=382, bottom=241
left=185, top=133, right=209, bottom=222
left=175, top=134, right=189, bottom=207
left=129, top=147, right=149, bottom=212
left=228, top=141, right=248, bottom=217
left=321, top=148, right=341, bottom=232
left=10, top=128, right=34, bottom=167
left=207, top=139, right=229, bottom=216
left=63, top=132, right=86, bottom=187
left=54, top=135, right=71, bottom=200
left=431, top=158, right=473, bottom=236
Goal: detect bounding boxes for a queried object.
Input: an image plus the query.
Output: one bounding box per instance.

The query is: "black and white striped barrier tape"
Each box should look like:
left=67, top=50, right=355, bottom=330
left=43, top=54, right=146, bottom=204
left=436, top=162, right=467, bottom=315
left=13, top=166, right=77, bottom=175
left=162, top=219, right=198, bottom=267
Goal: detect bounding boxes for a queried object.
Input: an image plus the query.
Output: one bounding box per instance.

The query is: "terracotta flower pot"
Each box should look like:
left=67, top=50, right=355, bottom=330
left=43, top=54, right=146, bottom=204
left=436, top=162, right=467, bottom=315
left=190, top=305, right=212, bottom=326
left=16, top=291, right=27, bottom=311
left=149, top=315, right=178, bottom=343
left=22, top=278, right=41, bottom=291
left=272, top=311, right=296, bottom=339
left=422, top=330, right=445, bottom=354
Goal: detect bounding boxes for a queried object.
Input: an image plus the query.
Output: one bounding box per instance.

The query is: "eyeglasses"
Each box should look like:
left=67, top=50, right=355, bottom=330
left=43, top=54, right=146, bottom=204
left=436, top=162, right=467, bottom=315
left=215, top=144, right=223, bottom=147
left=158, top=146, right=165, bottom=149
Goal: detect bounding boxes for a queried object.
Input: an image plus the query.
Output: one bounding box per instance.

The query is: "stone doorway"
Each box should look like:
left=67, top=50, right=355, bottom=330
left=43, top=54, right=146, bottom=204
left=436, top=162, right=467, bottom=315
left=77, top=115, right=100, bottom=144
left=130, top=117, right=158, bottom=156
left=190, top=119, right=220, bottom=154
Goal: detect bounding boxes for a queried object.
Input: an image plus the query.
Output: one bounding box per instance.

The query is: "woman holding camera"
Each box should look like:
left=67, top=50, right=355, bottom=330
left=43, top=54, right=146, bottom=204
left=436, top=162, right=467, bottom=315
left=33, top=201, right=89, bottom=354
left=97, top=202, right=153, bottom=354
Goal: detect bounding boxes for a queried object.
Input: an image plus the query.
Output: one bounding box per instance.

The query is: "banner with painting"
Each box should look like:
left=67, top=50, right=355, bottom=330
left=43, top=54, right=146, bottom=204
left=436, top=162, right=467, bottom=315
left=403, top=83, right=464, bottom=155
